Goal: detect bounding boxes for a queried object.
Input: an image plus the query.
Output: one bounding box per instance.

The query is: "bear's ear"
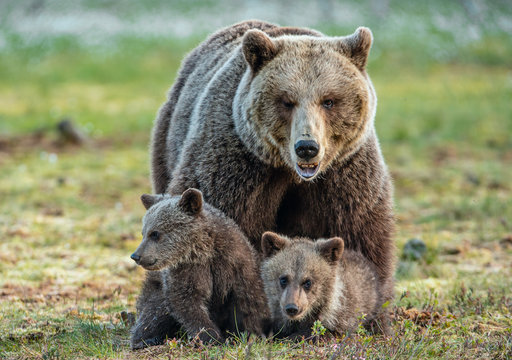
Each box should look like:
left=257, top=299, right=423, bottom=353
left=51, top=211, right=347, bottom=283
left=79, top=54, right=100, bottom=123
left=178, top=188, right=203, bottom=215
left=261, top=231, right=289, bottom=258
left=141, top=194, right=162, bottom=210
left=242, top=29, right=278, bottom=73
left=316, top=237, right=344, bottom=265
left=336, top=27, right=373, bottom=71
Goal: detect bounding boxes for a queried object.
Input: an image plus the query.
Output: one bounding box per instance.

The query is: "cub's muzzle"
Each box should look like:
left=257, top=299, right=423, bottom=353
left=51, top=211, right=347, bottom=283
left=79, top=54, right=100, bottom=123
left=130, top=253, right=141, bottom=263
left=284, top=303, right=299, bottom=316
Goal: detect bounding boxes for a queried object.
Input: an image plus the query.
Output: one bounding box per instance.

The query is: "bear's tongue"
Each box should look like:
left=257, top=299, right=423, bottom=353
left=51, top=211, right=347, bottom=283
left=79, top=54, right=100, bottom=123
left=295, top=162, right=319, bottom=179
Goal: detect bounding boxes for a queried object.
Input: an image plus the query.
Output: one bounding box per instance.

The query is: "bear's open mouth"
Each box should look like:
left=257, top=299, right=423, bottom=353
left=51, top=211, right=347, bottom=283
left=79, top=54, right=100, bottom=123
left=295, top=162, right=320, bottom=180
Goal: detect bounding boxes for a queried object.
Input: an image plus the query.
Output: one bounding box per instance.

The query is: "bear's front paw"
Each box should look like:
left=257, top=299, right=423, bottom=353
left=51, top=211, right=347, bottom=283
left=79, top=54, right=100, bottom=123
left=131, top=336, right=164, bottom=350
left=192, top=328, right=225, bottom=346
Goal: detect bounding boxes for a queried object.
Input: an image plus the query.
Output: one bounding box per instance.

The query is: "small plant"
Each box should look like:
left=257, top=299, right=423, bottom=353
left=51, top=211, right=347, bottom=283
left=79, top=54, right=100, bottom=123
left=356, top=313, right=368, bottom=336
left=311, top=320, right=327, bottom=337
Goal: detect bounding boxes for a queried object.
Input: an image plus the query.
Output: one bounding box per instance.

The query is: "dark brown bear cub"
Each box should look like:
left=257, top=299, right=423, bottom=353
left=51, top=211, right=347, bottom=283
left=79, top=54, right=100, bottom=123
left=130, top=188, right=269, bottom=348
left=260, top=232, right=388, bottom=339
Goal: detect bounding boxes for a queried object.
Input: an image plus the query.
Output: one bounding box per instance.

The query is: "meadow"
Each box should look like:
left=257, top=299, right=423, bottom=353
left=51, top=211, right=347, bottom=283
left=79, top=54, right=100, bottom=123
left=1, top=1, right=511, bottom=358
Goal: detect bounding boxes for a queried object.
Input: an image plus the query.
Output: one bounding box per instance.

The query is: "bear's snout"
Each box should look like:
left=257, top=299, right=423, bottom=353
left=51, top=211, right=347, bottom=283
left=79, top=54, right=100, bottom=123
left=293, top=139, right=321, bottom=180
left=294, top=140, right=319, bottom=160
left=130, top=252, right=141, bottom=263
left=284, top=303, right=299, bottom=316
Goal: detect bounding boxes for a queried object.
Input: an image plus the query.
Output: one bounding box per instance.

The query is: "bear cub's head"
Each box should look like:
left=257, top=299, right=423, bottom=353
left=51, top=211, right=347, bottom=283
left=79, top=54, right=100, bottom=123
left=235, top=27, right=376, bottom=181
left=260, top=232, right=344, bottom=323
left=130, top=188, right=205, bottom=270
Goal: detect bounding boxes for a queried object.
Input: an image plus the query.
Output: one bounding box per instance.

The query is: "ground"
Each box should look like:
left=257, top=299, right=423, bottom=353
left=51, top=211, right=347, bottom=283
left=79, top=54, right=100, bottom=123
left=0, top=1, right=511, bottom=358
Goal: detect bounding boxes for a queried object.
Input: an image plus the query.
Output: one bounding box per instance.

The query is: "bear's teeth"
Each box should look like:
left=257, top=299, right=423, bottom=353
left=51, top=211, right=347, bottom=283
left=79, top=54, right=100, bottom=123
left=298, top=163, right=318, bottom=168
left=295, top=162, right=320, bottom=179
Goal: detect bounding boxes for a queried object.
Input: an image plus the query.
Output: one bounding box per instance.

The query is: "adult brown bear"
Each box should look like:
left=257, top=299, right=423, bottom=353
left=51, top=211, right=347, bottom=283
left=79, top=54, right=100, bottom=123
left=133, top=20, right=394, bottom=348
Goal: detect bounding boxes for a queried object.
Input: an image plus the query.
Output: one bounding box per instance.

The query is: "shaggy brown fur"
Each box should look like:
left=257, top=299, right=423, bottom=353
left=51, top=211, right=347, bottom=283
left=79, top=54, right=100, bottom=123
left=130, top=189, right=269, bottom=349
left=149, top=18, right=395, bottom=328
left=130, top=270, right=181, bottom=349
left=261, top=232, right=388, bottom=339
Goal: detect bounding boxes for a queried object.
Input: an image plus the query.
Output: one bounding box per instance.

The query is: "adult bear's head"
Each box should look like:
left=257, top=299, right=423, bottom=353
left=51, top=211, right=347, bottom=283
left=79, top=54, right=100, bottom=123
left=233, top=27, right=377, bottom=181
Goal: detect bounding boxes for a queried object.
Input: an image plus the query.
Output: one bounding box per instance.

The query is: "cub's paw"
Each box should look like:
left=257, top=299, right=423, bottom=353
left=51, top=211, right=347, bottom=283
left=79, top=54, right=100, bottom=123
left=192, top=329, right=225, bottom=346
left=131, top=336, right=164, bottom=350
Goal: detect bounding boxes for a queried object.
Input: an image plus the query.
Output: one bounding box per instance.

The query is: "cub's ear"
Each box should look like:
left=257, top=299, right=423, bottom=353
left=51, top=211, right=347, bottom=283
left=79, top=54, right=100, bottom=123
left=242, top=29, right=278, bottom=73
left=178, top=188, right=203, bottom=215
left=316, top=237, right=344, bottom=265
left=261, top=232, right=289, bottom=258
left=336, top=27, right=373, bottom=70
left=141, top=194, right=163, bottom=210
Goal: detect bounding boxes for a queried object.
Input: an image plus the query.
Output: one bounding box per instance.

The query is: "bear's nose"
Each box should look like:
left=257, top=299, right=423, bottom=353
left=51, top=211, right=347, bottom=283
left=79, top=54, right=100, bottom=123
left=284, top=303, right=299, bottom=316
left=294, top=140, right=319, bottom=160
left=130, top=253, right=141, bottom=263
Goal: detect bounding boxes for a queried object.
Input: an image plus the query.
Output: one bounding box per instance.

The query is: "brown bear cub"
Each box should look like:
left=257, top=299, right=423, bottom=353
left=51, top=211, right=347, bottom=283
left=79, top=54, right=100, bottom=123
left=260, top=232, right=388, bottom=339
left=130, top=188, right=269, bottom=348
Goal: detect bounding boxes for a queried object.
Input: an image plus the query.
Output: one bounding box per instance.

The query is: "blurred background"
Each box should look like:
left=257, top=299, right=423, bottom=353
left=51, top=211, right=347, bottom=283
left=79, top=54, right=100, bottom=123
left=0, top=0, right=511, bottom=358
left=1, top=0, right=511, bottom=136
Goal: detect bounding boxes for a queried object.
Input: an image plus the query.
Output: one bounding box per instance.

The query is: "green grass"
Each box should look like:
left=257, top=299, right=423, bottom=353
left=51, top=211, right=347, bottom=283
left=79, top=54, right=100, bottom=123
left=0, top=35, right=195, bottom=136
left=1, top=8, right=512, bottom=359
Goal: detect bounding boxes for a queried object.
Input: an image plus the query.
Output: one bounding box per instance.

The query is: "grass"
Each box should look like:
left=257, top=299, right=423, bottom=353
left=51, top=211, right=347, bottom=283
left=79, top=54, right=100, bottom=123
left=1, top=3, right=512, bottom=359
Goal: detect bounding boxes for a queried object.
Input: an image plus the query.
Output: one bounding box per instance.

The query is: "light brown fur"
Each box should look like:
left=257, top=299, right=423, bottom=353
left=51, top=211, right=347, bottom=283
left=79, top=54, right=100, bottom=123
left=261, top=232, right=388, bottom=339
left=130, top=189, right=269, bottom=349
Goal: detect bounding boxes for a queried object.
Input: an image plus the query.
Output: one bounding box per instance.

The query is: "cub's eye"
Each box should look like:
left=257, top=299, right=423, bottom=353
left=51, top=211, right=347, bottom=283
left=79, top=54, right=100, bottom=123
left=149, top=231, right=160, bottom=241
left=303, top=279, right=312, bottom=291
left=279, top=276, right=288, bottom=288
left=322, top=99, right=334, bottom=109
left=281, top=99, right=295, bottom=109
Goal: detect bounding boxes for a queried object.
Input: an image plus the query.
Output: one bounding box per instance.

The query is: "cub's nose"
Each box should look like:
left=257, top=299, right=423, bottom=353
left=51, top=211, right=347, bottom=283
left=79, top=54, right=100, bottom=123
left=294, top=140, right=319, bottom=160
left=284, top=303, right=299, bottom=316
left=130, top=253, right=141, bottom=263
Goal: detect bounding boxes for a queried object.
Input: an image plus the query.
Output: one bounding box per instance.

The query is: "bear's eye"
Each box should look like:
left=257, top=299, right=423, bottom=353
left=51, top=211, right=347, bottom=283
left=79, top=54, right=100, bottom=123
left=281, top=99, right=295, bottom=109
left=322, top=99, right=334, bottom=109
left=279, top=276, right=288, bottom=288
left=149, top=231, right=160, bottom=241
left=302, top=279, right=312, bottom=291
